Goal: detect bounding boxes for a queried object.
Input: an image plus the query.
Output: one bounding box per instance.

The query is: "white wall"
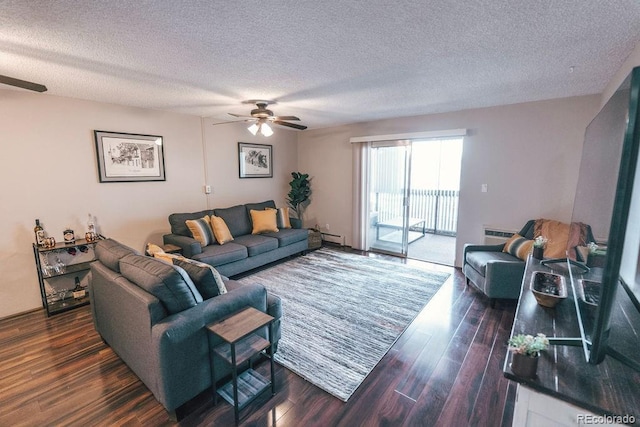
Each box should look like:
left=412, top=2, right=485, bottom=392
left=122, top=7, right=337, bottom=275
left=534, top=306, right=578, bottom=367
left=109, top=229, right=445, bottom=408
left=201, top=119, right=299, bottom=209
left=0, top=90, right=299, bottom=319
left=298, top=95, right=601, bottom=267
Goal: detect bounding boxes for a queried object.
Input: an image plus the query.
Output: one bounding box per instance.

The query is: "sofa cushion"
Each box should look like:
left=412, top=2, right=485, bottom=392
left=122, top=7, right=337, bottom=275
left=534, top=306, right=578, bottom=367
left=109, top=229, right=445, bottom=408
left=186, top=216, right=216, bottom=247
left=503, top=234, right=534, bottom=261
left=169, top=210, right=213, bottom=237
left=119, top=254, right=202, bottom=314
left=233, top=234, right=279, bottom=256
left=210, top=215, right=234, bottom=244
left=172, top=257, right=227, bottom=299
left=263, top=228, right=309, bottom=247
left=245, top=200, right=276, bottom=213
left=213, top=205, right=252, bottom=237
left=95, top=238, right=138, bottom=273
left=466, top=251, right=520, bottom=276
left=249, top=209, right=279, bottom=234
left=192, top=242, right=248, bottom=266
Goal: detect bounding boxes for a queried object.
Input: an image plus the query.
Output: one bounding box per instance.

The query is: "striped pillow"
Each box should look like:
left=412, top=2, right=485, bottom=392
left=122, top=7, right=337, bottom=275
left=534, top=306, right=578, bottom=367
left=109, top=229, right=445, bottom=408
left=267, top=207, right=292, bottom=229
left=185, top=217, right=215, bottom=247
left=503, top=234, right=534, bottom=261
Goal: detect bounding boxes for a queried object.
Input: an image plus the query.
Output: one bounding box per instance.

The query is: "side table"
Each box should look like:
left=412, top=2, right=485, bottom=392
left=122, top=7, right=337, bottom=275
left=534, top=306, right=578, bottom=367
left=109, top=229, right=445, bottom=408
left=206, top=307, right=275, bottom=425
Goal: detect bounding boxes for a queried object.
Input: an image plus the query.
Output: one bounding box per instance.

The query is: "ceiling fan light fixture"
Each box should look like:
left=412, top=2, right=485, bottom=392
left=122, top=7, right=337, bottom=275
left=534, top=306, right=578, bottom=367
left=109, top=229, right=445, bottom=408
left=260, top=122, right=273, bottom=137
left=248, top=123, right=260, bottom=135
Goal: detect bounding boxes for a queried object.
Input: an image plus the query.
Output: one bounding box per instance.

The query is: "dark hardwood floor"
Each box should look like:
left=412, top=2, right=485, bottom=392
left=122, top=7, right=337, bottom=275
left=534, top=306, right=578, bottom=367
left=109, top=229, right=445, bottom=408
left=0, top=248, right=517, bottom=426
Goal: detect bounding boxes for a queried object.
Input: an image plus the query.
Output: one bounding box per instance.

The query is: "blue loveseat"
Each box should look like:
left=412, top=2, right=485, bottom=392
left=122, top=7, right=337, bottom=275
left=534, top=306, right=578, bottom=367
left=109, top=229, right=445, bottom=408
left=162, top=200, right=309, bottom=277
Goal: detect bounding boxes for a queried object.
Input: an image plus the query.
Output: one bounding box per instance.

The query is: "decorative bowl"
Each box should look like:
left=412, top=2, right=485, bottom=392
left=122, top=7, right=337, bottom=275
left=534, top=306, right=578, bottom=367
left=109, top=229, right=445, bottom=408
left=530, top=272, right=567, bottom=308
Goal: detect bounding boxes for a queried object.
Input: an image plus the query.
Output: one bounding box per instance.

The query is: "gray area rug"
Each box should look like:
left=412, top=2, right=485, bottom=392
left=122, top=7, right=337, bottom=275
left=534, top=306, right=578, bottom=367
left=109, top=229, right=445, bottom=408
left=237, top=247, right=450, bottom=401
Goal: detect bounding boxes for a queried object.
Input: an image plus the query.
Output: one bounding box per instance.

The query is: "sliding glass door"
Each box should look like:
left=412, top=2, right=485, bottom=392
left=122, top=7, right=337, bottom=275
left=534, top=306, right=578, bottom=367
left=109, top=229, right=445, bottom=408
left=368, top=141, right=412, bottom=256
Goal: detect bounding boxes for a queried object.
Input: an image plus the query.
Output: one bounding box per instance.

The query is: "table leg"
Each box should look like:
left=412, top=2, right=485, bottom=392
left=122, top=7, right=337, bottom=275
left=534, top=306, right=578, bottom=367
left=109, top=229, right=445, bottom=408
left=231, top=343, right=239, bottom=425
left=269, top=322, right=275, bottom=395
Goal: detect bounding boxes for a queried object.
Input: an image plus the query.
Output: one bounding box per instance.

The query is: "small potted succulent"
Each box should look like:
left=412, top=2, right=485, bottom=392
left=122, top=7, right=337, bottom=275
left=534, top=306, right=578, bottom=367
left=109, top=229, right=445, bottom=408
left=532, top=236, right=547, bottom=260
left=508, top=333, right=549, bottom=378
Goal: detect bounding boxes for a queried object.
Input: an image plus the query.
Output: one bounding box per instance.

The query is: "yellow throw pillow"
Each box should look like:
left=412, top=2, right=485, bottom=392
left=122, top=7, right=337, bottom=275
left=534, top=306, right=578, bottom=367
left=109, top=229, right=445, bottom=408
left=503, top=234, right=534, bottom=261
left=185, top=217, right=215, bottom=247
left=153, top=252, right=182, bottom=264
left=210, top=215, right=234, bottom=244
left=146, top=243, right=165, bottom=256
left=250, top=209, right=279, bottom=234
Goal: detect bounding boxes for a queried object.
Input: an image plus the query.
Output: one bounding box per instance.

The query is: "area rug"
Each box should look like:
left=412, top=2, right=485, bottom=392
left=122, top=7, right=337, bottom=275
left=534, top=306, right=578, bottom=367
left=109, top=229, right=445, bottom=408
left=237, top=247, right=450, bottom=401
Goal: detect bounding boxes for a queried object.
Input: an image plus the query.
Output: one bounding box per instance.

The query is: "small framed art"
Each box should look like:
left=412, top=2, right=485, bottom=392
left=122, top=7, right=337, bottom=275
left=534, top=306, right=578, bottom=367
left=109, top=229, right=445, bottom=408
left=238, top=142, right=273, bottom=178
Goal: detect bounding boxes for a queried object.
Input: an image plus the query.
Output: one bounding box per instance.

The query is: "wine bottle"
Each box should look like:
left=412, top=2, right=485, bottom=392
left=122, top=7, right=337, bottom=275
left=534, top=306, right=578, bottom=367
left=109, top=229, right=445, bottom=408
left=72, top=277, right=85, bottom=299
left=34, top=219, right=45, bottom=246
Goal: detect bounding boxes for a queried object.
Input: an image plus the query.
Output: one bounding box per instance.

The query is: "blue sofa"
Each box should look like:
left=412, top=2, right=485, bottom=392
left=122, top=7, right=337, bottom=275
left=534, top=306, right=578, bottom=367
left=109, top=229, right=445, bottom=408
left=90, top=238, right=282, bottom=417
left=162, top=200, right=309, bottom=277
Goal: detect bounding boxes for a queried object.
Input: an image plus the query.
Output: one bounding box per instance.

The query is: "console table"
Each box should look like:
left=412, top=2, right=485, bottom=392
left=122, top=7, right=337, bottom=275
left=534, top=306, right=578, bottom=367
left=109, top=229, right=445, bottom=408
left=504, top=256, right=639, bottom=426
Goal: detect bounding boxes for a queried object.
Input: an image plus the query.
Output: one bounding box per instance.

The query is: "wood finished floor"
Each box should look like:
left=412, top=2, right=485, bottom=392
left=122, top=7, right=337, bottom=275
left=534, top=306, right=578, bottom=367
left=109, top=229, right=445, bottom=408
left=0, top=248, right=517, bottom=427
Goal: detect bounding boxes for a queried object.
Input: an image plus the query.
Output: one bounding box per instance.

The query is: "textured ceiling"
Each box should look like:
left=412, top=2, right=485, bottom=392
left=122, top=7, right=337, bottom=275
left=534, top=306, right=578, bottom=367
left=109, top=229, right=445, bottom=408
left=1, top=1, right=640, bottom=130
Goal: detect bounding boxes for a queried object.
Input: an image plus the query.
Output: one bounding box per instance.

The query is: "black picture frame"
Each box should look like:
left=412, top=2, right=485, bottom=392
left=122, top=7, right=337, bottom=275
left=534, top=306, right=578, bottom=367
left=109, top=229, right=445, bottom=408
left=94, top=130, right=166, bottom=182
left=238, top=142, right=273, bottom=178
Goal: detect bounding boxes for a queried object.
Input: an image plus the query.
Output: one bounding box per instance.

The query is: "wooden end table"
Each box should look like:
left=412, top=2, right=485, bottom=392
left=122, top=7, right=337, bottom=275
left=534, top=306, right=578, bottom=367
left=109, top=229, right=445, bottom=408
left=206, top=307, right=276, bottom=425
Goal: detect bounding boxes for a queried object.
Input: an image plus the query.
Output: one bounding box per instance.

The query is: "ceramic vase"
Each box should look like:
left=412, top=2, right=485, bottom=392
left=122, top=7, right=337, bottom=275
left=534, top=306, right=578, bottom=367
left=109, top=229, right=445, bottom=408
left=511, top=352, right=539, bottom=378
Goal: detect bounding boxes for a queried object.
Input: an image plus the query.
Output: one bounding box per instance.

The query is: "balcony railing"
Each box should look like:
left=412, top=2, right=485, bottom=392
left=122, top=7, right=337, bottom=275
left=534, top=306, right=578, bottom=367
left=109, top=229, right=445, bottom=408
left=374, top=189, right=459, bottom=236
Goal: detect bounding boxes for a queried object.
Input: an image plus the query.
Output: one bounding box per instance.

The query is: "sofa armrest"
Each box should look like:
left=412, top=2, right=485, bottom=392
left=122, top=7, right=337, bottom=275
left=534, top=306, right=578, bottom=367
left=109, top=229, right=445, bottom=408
left=163, top=233, right=202, bottom=258
left=150, top=283, right=269, bottom=411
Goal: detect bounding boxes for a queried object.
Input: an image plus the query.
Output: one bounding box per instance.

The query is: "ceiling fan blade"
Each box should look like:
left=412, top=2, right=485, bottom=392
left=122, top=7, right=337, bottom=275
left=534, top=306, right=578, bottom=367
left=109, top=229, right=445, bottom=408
left=228, top=113, right=254, bottom=118
left=273, top=120, right=307, bottom=130
left=212, top=119, right=254, bottom=126
left=0, top=75, right=47, bottom=92
left=272, top=115, right=300, bottom=121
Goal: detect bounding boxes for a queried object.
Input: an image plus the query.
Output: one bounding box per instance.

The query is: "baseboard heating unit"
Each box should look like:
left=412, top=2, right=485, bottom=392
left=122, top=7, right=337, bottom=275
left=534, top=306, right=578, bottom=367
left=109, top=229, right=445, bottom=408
left=483, top=226, right=518, bottom=245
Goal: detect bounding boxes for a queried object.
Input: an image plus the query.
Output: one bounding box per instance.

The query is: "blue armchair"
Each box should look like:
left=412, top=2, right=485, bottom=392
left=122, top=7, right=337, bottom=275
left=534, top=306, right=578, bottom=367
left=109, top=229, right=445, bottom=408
left=463, top=220, right=536, bottom=306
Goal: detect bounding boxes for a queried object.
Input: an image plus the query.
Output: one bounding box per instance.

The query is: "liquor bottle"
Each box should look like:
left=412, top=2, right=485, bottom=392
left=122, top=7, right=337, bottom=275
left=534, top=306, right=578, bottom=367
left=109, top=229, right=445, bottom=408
left=34, top=219, right=45, bottom=246
left=87, top=213, right=95, bottom=234
left=72, top=277, right=85, bottom=299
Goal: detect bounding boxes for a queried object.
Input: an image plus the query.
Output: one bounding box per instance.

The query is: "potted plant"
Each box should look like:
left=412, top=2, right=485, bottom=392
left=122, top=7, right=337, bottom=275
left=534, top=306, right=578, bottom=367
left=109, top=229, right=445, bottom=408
left=286, top=172, right=311, bottom=229
left=532, top=236, right=547, bottom=260
left=508, top=333, right=549, bottom=378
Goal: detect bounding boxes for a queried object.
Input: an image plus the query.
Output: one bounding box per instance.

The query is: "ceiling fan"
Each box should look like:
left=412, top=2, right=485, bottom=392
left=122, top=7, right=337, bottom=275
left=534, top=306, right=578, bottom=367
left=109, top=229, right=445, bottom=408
left=219, top=100, right=307, bottom=136
left=0, top=75, right=48, bottom=92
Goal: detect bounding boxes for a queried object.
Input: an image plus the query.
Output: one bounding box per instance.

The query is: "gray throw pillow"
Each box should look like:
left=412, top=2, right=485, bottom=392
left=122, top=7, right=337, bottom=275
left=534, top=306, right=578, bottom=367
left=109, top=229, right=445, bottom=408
left=172, top=258, right=227, bottom=299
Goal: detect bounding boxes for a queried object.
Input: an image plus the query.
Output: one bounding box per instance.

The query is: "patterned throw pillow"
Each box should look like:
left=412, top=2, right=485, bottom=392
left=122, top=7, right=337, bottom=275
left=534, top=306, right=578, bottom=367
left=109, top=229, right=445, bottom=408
left=185, top=217, right=215, bottom=247
left=267, top=207, right=292, bottom=229
left=172, top=258, right=227, bottom=299
left=503, top=234, right=534, bottom=261
left=210, top=215, right=234, bottom=244
left=250, top=209, right=279, bottom=234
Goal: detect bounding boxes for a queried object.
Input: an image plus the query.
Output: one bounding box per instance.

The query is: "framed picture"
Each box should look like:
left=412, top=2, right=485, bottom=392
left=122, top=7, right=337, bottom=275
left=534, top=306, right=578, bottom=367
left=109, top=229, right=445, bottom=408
left=238, top=142, right=273, bottom=178
left=94, top=130, right=166, bottom=182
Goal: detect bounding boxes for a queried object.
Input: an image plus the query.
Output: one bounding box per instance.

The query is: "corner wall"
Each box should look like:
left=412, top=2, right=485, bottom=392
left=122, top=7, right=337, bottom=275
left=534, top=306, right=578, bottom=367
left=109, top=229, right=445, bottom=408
left=297, top=95, right=601, bottom=267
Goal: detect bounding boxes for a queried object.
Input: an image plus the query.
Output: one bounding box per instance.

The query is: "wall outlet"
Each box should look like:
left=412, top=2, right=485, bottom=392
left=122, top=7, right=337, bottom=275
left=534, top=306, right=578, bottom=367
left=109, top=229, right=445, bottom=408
left=204, top=185, right=212, bottom=194
left=325, top=223, right=330, bottom=231
left=481, top=184, right=488, bottom=193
